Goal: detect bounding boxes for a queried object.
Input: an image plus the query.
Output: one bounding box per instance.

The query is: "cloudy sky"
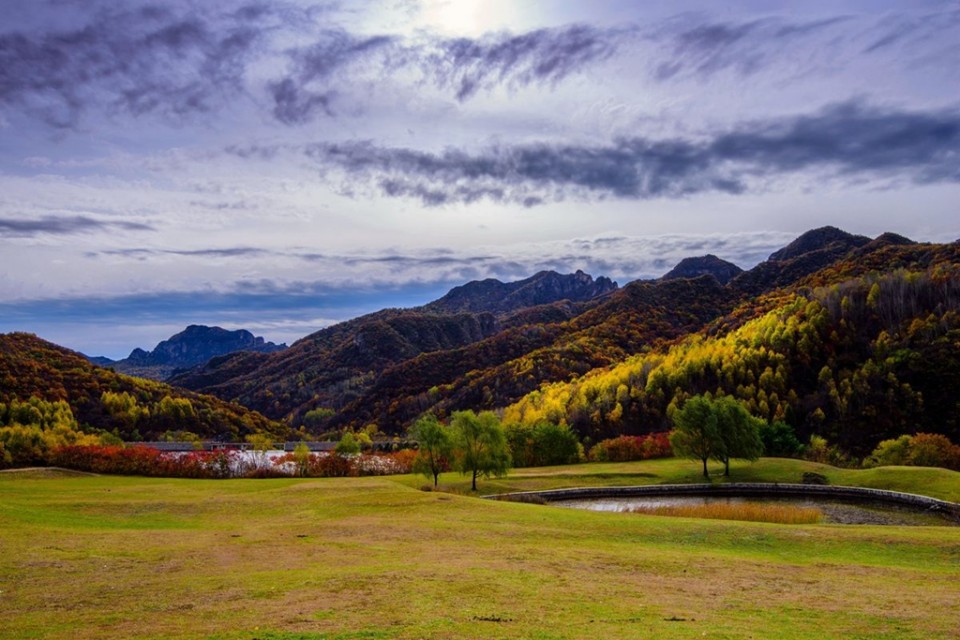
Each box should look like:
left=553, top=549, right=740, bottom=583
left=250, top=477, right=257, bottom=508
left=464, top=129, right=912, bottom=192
left=1, top=0, right=958, bottom=358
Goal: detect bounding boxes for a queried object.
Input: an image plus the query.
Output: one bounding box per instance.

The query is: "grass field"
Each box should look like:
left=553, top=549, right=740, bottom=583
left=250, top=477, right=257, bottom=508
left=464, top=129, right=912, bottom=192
left=2, top=459, right=959, bottom=639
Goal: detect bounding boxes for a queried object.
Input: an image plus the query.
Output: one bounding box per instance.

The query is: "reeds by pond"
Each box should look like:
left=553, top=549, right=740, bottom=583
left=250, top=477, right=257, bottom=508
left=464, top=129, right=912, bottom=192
left=630, top=501, right=823, bottom=524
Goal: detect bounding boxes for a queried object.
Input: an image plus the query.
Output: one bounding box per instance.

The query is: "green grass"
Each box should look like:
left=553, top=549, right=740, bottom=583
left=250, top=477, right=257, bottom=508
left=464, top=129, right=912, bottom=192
left=1, top=460, right=959, bottom=639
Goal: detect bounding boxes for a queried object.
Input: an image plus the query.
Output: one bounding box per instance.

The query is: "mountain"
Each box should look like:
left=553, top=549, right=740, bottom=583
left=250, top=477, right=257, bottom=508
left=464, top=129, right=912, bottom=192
left=0, top=332, right=281, bottom=441
left=728, top=226, right=873, bottom=295
left=169, top=310, right=502, bottom=422
left=767, top=226, right=871, bottom=262
left=662, top=254, right=743, bottom=285
left=327, top=275, right=735, bottom=432
left=169, top=229, right=959, bottom=457
left=98, top=325, right=286, bottom=380
left=423, top=270, right=618, bottom=315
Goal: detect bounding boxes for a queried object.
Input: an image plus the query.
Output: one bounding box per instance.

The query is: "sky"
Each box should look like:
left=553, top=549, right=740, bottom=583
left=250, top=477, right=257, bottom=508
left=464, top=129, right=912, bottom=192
left=1, top=0, right=958, bottom=359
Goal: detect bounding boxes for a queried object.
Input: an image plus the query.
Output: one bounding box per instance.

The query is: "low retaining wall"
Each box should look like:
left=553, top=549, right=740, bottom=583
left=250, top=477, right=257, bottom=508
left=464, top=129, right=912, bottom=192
left=491, top=483, right=960, bottom=520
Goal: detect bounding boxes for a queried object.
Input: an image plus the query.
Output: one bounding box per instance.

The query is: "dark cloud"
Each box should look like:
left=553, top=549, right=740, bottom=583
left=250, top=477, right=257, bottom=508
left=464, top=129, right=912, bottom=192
left=0, top=215, right=154, bottom=237
left=0, top=4, right=266, bottom=128
left=652, top=15, right=851, bottom=80
left=269, top=30, right=393, bottom=123
left=99, top=247, right=267, bottom=258
left=293, top=102, right=960, bottom=205
left=863, top=10, right=960, bottom=54
left=426, top=24, right=624, bottom=101
left=1, top=5, right=625, bottom=128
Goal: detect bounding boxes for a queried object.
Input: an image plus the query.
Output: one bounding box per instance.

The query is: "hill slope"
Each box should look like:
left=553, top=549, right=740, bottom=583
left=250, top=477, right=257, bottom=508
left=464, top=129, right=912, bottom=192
left=0, top=332, right=281, bottom=441
left=505, top=252, right=960, bottom=454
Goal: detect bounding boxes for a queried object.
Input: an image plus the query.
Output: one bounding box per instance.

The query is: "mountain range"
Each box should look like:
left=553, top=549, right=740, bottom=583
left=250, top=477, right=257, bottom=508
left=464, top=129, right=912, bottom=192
left=4, top=225, right=959, bottom=456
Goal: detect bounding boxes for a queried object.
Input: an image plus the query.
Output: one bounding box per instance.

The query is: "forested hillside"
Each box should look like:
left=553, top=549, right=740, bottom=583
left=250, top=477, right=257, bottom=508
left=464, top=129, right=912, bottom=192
left=0, top=333, right=282, bottom=441
left=330, top=275, right=735, bottom=431
left=505, top=265, right=960, bottom=455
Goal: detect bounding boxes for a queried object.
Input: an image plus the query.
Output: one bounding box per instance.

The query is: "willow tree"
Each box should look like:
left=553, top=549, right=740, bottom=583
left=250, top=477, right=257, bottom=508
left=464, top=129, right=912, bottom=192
left=451, top=410, right=511, bottom=491
left=669, top=395, right=721, bottom=478
left=713, top=395, right=764, bottom=476
left=410, top=413, right=452, bottom=487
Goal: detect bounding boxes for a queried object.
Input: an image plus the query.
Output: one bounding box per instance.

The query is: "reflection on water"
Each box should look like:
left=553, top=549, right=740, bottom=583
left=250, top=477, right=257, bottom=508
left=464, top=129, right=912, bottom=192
left=552, top=495, right=957, bottom=526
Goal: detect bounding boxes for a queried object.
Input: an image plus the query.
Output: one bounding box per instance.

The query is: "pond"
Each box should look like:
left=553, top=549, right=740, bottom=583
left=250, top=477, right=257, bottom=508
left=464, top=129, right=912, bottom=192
left=552, top=494, right=959, bottom=526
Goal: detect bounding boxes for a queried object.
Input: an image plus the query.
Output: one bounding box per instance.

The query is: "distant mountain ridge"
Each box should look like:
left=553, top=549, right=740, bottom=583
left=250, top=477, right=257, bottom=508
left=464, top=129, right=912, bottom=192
left=93, top=325, right=286, bottom=380
left=423, top=269, right=618, bottom=315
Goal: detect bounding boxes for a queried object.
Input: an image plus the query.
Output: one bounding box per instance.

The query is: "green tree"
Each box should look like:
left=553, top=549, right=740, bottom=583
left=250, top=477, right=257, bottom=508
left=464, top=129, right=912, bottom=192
left=409, top=413, right=452, bottom=487
left=451, top=410, right=511, bottom=491
left=669, top=395, right=722, bottom=478
left=335, top=431, right=361, bottom=455
left=758, top=421, right=802, bottom=458
left=530, top=422, right=582, bottom=466
left=245, top=433, right=275, bottom=469
left=713, top=395, right=764, bottom=476
left=504, top=421, right=580, bottom=467
left=293, top=441, right=311, bottom=477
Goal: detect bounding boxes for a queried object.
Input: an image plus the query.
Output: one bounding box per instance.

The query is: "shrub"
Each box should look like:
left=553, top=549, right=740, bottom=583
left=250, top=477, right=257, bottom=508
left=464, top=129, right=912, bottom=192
left=863, top=435, right=912, bottom=467
left=907, top=433, right=960, bottom=470
left=863, top=433, right=960, bottom=471
left=802, top=472, right=829, bottom=485
left=588, top=433, right=672, bottom=462
left=308, top=452, right=356, bottom=477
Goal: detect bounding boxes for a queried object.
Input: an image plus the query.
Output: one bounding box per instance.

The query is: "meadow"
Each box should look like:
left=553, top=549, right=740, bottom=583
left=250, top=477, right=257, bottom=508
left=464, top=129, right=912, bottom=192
left=2, top=458, right=959, bottom=640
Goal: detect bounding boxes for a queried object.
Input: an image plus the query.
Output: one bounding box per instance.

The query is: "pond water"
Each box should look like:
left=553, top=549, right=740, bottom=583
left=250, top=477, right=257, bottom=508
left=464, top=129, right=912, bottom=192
left=552, top=495, right=958, bottom=526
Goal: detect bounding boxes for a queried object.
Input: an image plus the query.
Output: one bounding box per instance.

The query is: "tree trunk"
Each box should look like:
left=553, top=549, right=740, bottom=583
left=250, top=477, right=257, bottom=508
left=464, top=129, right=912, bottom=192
left=472, top=469, right=478, bottom=491
left=702, top=456, right=709, bottom=478
left=724, top=457, right=730, bottom=476
left=433, top=471, right=439, bottom=487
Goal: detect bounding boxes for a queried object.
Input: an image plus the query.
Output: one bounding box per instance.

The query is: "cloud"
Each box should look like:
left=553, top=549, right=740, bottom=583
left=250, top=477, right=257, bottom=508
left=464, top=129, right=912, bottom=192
left=651, top=16, right=850, bottom=80
left=289, top=101, right=960, bottom=205
left=0, top=4, right=266, bottom=128
left=101, top=247, right=267, bottom=258
left=4, top=4, right=957, bottom=130
left=1, top=4, right=623, bottom=129
left=269, top=30, right=395, bottom=123
left=0, top=215, right=154, bottom=237
left=424, top=24, right=625, bottom=101
left=85, top=230, right=797, bottom=290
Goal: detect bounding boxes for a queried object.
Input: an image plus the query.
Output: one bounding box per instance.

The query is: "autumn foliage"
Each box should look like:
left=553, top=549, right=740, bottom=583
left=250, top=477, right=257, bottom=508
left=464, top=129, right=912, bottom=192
left=588, top=433, right=672, bottom=462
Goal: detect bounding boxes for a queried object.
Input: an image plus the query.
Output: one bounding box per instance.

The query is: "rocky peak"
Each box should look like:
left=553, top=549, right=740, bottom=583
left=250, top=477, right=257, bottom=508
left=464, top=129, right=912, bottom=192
left=424, top=270, right=618, bottom=315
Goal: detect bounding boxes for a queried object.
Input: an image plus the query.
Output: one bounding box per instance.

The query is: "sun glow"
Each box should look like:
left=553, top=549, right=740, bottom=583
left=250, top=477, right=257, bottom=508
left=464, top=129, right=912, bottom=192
left=417, top=0, right=528, bottom=37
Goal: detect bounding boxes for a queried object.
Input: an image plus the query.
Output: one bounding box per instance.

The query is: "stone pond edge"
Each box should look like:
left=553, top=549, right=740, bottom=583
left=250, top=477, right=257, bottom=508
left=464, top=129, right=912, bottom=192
left=488, top=483, right=960, bottom=520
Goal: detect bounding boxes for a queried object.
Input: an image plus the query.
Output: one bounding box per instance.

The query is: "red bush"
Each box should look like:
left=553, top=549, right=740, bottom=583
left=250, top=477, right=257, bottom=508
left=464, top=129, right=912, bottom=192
left=588, top=432, right=672, bottom=462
